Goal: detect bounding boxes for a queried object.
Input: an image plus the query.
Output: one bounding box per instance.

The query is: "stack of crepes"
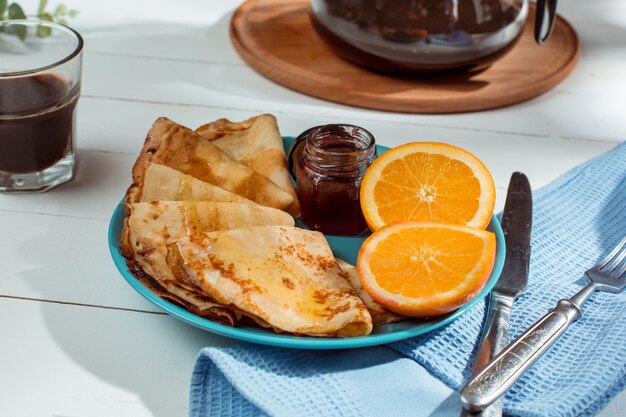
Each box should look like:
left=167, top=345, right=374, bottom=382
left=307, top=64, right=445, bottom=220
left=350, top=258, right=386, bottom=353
left=120, top=115, right=404, bottom=337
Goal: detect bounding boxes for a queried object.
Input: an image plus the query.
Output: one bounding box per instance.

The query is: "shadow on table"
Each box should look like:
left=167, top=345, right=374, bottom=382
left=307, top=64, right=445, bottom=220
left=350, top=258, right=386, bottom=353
left=10, top=27, right=247, bottom=412
left=31, top=297, right=238, bottom=416
left=19, top=247, right=240, bottom=417
left=428, top=392, right=463, bottom=417
left=7, top=17, right=249, bottom=413
left=13, top=166, right=240, bottom=415
left=12, top=173, right=237, bottom=416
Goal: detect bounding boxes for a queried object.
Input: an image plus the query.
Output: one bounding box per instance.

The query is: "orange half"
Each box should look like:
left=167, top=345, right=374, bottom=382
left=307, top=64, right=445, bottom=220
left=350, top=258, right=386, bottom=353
left=360, top=142, right=495, bottom=231
left=357, top=222, right=496, bottom=317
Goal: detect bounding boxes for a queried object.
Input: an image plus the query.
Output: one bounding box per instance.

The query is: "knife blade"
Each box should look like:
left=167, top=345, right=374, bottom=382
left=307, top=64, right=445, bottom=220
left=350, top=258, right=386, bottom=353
left=459, top=172, right=532, bottom=416
left=493, top=173, right=533, bottom=297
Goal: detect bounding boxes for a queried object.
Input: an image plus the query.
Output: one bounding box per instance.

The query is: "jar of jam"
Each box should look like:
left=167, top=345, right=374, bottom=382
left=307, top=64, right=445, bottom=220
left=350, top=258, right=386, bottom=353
left=291, top=124, right=377, bottom=236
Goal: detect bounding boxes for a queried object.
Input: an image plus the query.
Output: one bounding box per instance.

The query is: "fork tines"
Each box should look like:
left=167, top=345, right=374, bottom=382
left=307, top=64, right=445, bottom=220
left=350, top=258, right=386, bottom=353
left=598, top=236, right=626, bottom=278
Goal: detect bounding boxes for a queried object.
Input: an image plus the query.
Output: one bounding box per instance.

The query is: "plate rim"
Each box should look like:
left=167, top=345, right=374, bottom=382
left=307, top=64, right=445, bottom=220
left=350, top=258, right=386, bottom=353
left=108, top=205, right=504, bottom=349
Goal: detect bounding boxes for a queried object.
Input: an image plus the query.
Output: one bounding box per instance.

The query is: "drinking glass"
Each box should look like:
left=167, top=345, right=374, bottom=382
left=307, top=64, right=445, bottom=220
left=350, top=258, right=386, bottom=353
left=0, top=20, right=83, bottom=192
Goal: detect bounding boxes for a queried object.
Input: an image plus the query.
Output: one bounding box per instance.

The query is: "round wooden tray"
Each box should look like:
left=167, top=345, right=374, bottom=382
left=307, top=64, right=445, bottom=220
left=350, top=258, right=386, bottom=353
left=230, top=0, right=581, bottom=114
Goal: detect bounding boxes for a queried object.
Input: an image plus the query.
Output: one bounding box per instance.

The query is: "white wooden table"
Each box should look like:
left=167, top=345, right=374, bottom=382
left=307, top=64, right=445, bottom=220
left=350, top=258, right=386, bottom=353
left=1, top=1, right=625, bottom=415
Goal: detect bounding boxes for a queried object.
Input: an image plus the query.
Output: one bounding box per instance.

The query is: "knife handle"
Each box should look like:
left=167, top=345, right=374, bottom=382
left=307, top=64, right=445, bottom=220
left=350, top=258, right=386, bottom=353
left=460, top=299, right=582, bottom=412
left=459, top=293, right=513, bottom=417
left=473, top=293, right=514, bottom=371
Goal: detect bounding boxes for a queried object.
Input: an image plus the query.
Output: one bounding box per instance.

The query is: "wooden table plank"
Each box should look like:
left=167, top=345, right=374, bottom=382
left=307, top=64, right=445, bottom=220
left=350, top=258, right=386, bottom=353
left=0, top=297, right=236, bottom=417
left=78, top=52, right=626, bottom=142
left=2, top=0, right=624, bottom=416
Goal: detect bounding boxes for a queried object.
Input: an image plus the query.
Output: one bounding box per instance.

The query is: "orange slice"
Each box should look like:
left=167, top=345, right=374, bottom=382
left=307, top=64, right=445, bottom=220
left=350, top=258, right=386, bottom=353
left=357, top=222, right=496, bottom=317
left=360, top=142, right=495, bottom=231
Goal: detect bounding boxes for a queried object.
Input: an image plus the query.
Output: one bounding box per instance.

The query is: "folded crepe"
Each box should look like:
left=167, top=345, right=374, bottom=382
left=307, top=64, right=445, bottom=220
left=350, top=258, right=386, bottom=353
left=126, top=118, right=293, bottom=211
left=120, top=202, right=295, bottom=325
left=132, top=163, right=256, bottom=205
left=196, top=114, right=301, bottom=217
left=167, top=226, right=373, bottom=337
left=127, top=260, right=238, bottom=326
left=335, top=259, right=406, bottom=327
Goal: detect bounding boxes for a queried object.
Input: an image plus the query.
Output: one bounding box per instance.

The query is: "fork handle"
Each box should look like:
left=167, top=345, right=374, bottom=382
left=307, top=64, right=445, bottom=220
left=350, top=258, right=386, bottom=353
left=460, top=299, right=582, bottom=412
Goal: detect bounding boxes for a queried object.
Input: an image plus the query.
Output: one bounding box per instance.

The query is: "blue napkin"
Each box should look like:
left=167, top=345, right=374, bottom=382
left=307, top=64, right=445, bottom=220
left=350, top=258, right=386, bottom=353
left=189, top=143, right=626, bottom=417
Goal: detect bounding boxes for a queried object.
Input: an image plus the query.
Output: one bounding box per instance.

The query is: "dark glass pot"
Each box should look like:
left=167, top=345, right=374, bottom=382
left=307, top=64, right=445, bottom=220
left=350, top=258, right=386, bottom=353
left=309, top=0, right=558, bottom=74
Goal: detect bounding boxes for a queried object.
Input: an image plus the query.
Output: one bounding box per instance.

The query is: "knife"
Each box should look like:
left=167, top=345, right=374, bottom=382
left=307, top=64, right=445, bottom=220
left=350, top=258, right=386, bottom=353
left=459, top=172, right=533, bottom=416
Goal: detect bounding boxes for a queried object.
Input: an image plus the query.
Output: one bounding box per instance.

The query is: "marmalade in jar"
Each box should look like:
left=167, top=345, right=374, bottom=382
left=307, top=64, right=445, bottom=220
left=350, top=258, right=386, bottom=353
left=294, top=124, right=377, bottom=236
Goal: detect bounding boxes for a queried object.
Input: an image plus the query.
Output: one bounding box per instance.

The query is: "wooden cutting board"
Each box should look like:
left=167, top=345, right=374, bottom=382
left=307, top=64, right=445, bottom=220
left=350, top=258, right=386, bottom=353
left=230, top=0, right=580, bottom=114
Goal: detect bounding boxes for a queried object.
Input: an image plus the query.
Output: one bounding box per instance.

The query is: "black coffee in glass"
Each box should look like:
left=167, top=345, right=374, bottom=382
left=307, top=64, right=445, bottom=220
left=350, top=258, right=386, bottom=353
left=0, top=73, right=79, bottom=173
left=0, top=20, right=83, bottom=193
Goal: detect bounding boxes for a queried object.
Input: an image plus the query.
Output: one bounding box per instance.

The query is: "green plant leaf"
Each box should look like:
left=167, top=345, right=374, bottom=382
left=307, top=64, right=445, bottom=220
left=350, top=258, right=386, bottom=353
left=11, top=26, right=27, bottom=40
left=1, top=0, right=79, bottom=37
left=54, top=4, right=67, bottom=16
left=0, top=0, right=8, bottom=19
left=8, top=3, right=26, bottom=39
left=36, top=23, right=51, bottom=37
left=36, top=12, right=53, bottom=38
left=8, top=2, right=26, bottom=19
left=38, top=0, right=48, bottom=15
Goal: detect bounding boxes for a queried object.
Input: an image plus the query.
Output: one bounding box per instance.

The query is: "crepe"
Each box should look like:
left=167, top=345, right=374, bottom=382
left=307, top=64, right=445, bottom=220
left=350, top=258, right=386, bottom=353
left=196, top=114, right=301, bottom=217
left=120, top=202, right=295, bottom=325
left=167, top=226, right=373, bottom=337
left=133, top=163, right=256, bottom=205
left=335, top=259, right=406, bottom=326
left=126, top=117, right=293, bottom=211
left=127, top=260, right=239, bottom=326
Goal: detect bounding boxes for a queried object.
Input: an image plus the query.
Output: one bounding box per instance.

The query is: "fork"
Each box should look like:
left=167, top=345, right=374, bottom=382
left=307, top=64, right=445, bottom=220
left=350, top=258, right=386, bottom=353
left=460, top=236, right=626, bottom=412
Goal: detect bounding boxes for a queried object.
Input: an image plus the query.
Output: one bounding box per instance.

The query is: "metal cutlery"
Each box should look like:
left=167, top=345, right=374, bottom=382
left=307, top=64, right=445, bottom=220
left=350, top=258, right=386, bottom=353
left=460, top=172, right=532, bottom=417
left=461, top=235, right=626, bottom=412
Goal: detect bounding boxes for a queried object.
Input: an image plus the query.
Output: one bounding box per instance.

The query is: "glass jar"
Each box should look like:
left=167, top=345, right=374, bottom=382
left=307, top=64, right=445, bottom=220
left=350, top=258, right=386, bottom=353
left=292, top=124, right=377, bottom=236
left=309, top=0, right=555, bottom=74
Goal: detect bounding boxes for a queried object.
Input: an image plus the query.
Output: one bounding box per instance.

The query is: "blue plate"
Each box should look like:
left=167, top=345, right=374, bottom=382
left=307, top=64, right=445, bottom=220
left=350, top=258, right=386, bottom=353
left=108, top=138, right=505, bottom=349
